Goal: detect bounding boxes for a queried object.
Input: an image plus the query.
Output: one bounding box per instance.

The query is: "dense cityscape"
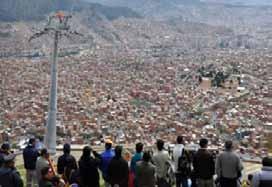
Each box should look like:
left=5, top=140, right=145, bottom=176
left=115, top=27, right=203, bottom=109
left=0, top=0, right=272, bottom=186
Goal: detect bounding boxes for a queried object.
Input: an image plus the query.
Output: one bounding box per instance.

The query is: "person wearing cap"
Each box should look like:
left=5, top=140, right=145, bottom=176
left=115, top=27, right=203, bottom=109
left=0, top=143, right=11, bottom=167
left=36, top=148, right=50, bottom=182
left=0, top=154, right=24, bottom=187
left=216, top=140, right=243, bottom=187
left=57, top=143, right=77, bottom=175
left=23, top=138, right=40, bottom=187
left=100, top=139, right=115, bottom=187
left=108, top=146, right=129, bottom=187
left=252, top=157, right=272, bottom=187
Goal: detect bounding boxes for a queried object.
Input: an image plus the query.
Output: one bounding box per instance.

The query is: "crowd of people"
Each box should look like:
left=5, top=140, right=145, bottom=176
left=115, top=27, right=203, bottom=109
left=0, top=136, right=272, bottom=187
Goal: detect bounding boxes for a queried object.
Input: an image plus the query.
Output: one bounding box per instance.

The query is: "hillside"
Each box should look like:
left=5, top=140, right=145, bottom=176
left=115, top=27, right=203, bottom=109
left=84, top=0, right=272, bottom=29
left=0, top=0, right=140, bottom=21
left=201, top=0, right=272, bottom=6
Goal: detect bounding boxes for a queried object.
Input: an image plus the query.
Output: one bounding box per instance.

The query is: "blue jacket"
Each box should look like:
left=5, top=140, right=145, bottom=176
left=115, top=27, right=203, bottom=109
left=0, top=167, right=23, bottom=187
left=100, top=149, right=115, bottom=179
left=253, top=166, right=272, bottom=187
left=23, top=145, right=39, bottom=170
left=130, top=152, right=143, bottom=174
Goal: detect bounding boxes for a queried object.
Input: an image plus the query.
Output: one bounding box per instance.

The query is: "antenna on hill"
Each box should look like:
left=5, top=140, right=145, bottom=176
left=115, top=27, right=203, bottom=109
left=29, top=12, right=82, bottom=154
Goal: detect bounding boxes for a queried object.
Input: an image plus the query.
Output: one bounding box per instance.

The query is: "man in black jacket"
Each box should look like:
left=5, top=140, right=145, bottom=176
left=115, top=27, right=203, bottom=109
left=57, top=143, right=77, bottom=175
left=23, top=138, right=39, bottom=187
left=108, top=146, right=129, bottom=187
left=78, top=146, right=101, bottom=187
left=0, top=154, right=24, bottom=187
left=193, top=138, right=215, bottom=187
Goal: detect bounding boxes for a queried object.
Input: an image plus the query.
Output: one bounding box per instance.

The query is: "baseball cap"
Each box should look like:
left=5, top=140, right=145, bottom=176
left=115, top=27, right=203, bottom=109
left=105, top=139, right=113, bottom=145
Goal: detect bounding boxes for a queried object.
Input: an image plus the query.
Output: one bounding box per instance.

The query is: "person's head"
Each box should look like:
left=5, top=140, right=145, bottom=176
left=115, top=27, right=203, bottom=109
left=38, top=136, right=44, bottom=142
left=29, top=138, right=36, bottom=146
left=176, top=136, right=183, bottom=144
left=225, top=140, right=233, bottom=151
left=248, top=174, right=253, bottom=181
left=105, top=140, right=113, bottom=150
left=142, top=151, right=151, bottom=162
left=51, top=176, right=61, bottom=186
left=3, top=154, right=16, bottom=169
left=156, top=139, right=164, bottom=151
left=199, top=138, right=208, bottom=148
left=262, top=157, right=272, bottom=167
left=82, top=146, right=91, bottom=158
left=41, top=167, right=54, bottom=180
left=136, top=142, right=143, bottom=153
left=63, top=143, right=71, bottom=154
left=40, top=148, right=49, bottom=159
left=115, top=146, right=123, bottom=158
left=1, top=143, right=10, bottom=153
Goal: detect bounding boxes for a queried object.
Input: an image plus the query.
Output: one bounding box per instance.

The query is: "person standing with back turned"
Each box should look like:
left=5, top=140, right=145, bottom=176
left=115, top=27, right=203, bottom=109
left=173, top=136, right=187, bottom=187
left=23, top=138, right=39, bottom=187
left=193, top=138, right=215, bottom=187
left=108, top=146, right=129, bottom=187
left=252, top=157, right=272, bottom=187
left=153, top=139, right=171, bottom=187
left=57, top=143, right=77, bottom=175
left=216, top=140, right=243, bottom=187
left=100, top=139, right=115, bottom=187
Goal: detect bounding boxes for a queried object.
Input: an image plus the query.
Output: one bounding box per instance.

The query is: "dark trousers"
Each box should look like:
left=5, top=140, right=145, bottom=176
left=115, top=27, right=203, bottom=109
left=157, top=177, right=171, bottom=187
left=175, top=173, right=188, bottom=187
left=220, top=177, right=237, bottom=187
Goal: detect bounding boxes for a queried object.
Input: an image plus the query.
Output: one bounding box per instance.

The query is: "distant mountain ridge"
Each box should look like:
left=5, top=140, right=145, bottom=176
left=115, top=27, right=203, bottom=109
left=0, top=0, right=140, bottom=21
left=201, top=0, right=272, bottom=6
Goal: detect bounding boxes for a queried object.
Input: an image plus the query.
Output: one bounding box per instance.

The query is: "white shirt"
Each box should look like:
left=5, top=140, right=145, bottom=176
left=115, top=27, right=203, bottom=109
left=152, top=150, right=170, bottom=178
left=173, top=144, right=184, bottom=173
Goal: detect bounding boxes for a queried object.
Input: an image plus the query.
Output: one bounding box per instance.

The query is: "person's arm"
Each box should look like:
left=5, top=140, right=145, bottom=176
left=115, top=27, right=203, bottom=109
left=72, top=156, right=78, bottom=170
left=130, top=156, right=136, bottom=173
left=193, top=154, right=198, bottom=173
left=135, top=163, right=140, bottom=180
left=252, top=173, right=260, bottom=187
left=13, top=171, right=24, bottom=187
left=107, top=160, right=113, bottom=183
left=210, top=154, right=215, bottom=175
left=215, top=155, right=221, bottom=177
left=57, top=156, right=63, bottom=174
left=238, top=156, right=244, bottom=171
left=93, top=150, right=101, bottom=159
left=122, top=160, right=129, bottom=185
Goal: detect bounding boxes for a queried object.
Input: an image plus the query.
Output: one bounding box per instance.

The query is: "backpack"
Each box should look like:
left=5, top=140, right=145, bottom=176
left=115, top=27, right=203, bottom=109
left=177, top=149, right=191, bottom=177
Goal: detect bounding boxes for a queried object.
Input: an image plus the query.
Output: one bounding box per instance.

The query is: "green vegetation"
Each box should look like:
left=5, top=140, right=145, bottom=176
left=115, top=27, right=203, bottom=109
left=265, top=137, right=272, bottom=153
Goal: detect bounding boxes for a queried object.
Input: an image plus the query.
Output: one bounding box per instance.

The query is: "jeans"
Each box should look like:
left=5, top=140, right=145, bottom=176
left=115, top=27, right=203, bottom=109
left=196, top=178, right=214, bottom=187
left=26, top=170, right=37, bottom=187
left=176, top=173, right=189, bottom=187
left=220, top=177, right=237, bottom=187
